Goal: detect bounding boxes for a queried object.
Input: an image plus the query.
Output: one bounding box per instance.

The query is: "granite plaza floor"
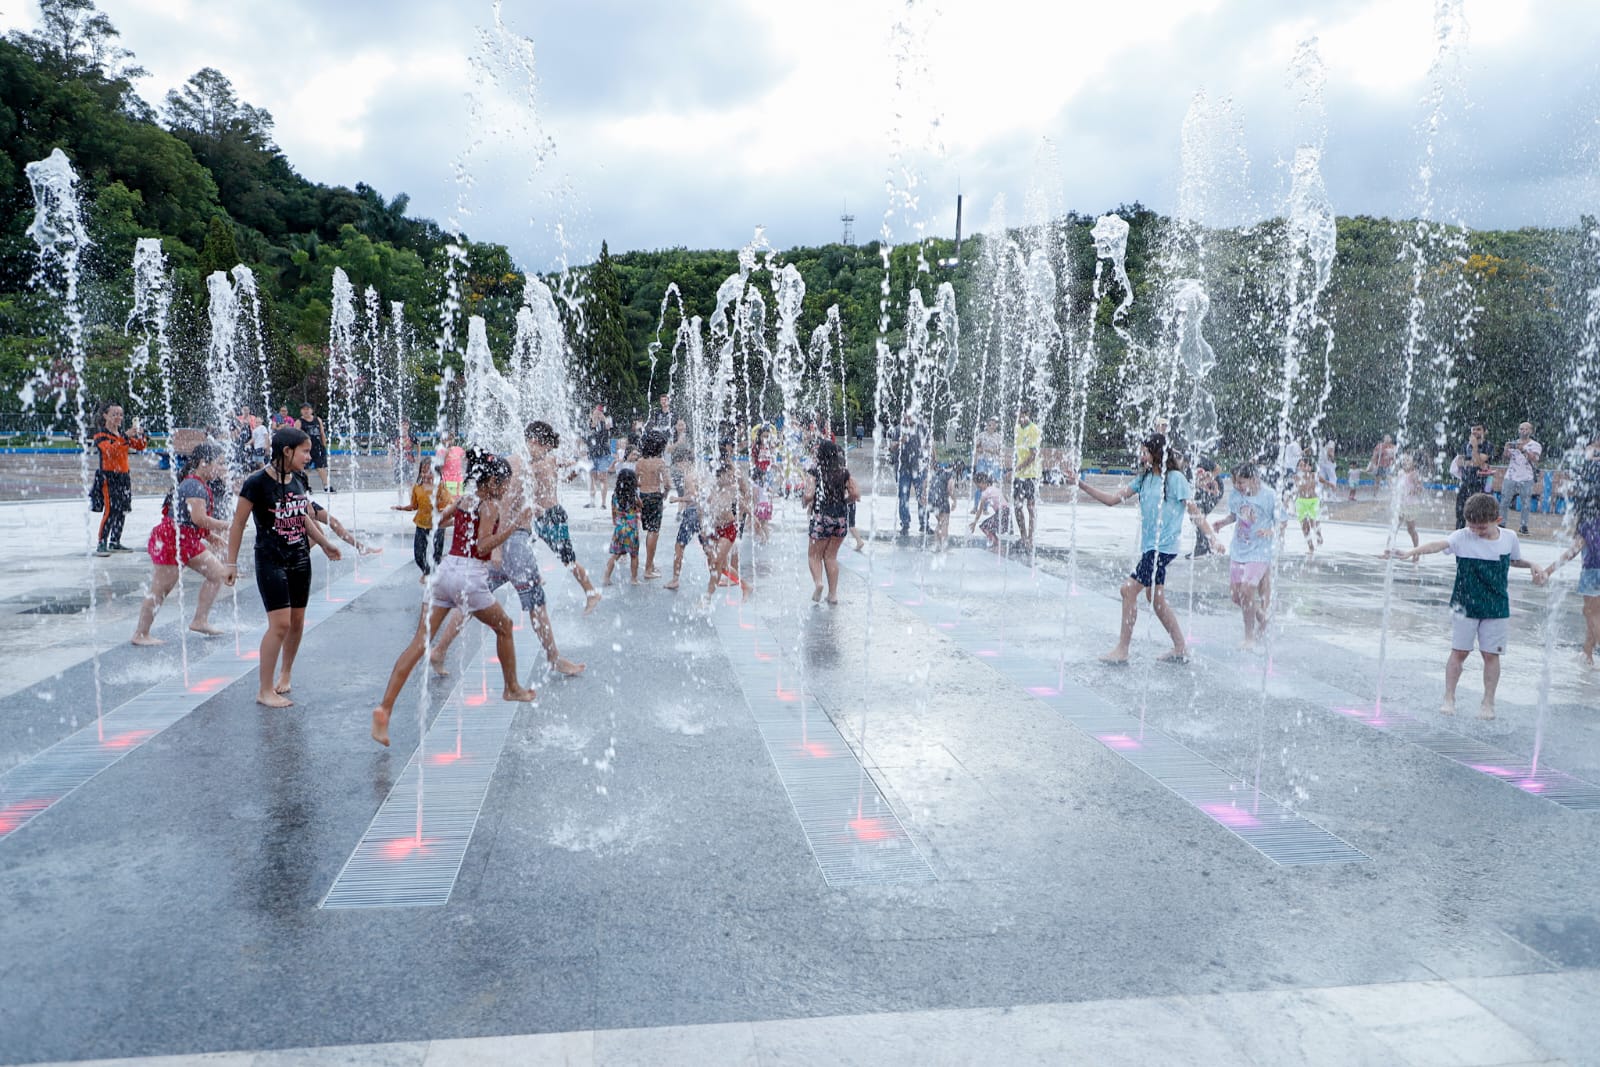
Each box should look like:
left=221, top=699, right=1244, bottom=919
left=0, top=478, right=1596, bottom=1066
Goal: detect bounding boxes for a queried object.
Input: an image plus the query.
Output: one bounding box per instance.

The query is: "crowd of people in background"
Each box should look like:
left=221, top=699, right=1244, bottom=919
left=80, top=388, right=1600, bottom=734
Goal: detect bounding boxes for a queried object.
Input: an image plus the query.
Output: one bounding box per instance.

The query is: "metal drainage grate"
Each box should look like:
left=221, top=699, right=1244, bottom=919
left=708, top=594, right=934, bottom=888
left=321, top=644, right=520, bottom=909
left=0, top=554, right=407, bottom=843
left=847, top=553, right=1368, bottom=867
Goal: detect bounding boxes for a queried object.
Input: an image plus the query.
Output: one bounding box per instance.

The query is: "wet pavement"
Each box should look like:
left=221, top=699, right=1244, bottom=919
left=0, top=473, right=1596, bottom=1065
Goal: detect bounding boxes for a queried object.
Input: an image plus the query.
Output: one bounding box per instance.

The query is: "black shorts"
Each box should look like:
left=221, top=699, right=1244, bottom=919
left=308, top=445, right=327, bottom=470
left=1130, top=550, right=1177, bottom=588
left=256, top=556, right=313, bottom=611
left=534, top=505, right=576, bottom=565
left=1014, top=477, right=1037, bottom=502
left=640, top=493, right=665, bottom=533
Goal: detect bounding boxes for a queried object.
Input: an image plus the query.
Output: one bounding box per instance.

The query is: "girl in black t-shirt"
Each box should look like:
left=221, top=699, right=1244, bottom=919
left=224, top=428, right=342, bottom=708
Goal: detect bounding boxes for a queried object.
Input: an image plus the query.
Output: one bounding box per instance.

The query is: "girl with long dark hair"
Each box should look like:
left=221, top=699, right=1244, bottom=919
left=803, top=440, right=859, bottom=604
left=371, top=451, right=536, bottom=747
left=131, top=443, right=235, bottom=644
left=1065, top=433, right=1218, bottom=664
left=224, top=428, right=343, bottom=707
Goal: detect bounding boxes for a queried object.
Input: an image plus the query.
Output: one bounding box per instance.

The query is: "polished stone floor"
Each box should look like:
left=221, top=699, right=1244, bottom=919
left=0, top=481, right=1596, bottom=1066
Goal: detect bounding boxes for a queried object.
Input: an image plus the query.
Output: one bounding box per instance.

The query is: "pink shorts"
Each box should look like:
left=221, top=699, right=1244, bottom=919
left=1229, top=560, right=1270, bottom=586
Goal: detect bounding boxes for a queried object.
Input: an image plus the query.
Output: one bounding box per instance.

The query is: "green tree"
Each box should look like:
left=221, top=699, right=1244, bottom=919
left=196, top=215, right=238, bottom=279
left=580, top=241, right=638, bottom=413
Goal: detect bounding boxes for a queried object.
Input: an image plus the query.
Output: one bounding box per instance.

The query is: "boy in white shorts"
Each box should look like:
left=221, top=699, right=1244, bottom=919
left=1392, top=492, right=1544, bottom=719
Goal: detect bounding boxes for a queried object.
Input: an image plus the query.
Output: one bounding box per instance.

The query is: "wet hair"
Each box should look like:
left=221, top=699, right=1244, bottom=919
left=1138, top=433, right=1173, bottom=502
left=271, top=427, right=308, bottom=469
left=612, top=467, right=640, bottom=510
left=465, top=449, right=511, bottom=491
left=164, top=442, right=222, bottom=515
left=1018, top=402, right=1035, bottom=418
left=1463, top=492, right=1499, bottom=525
left=415, top=457, right=433, bottom=482
left=973, top=470, right=992, bottom=487
left=816, top=440, right=849, bottom=504
left=525, top=420, right=559, bottom=448
left=1232, top=462, right=1258, bottom=482
left=641, top=431, right=668, bottom=458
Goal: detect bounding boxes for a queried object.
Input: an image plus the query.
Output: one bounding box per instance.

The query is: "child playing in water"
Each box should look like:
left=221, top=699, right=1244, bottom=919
left=1206, top=463, right=1280, bottom=651
left=969, top=470, right=1009, bottom=553
left=521, top=421, right=601, bottom=612
left=1294, top=456, right=1323, bottom=556
left=371, top=452, right=537, bottom=747
left=703, top=461, right=754, bottom=602
left=603, top=467, right=642, bottom=586
left=664, top=466, right=711, bottom=592
left=1538, top=500, right=1600, bottom=670
left=927, top=462, right=954, bottom=551
left=1389, top=492, right=1545, bottom=719
left=392, top=458, right=451, bottom=575
left=1393, top=452, right=1425, bottom=553
left=132, top=443, right=234, bottom=645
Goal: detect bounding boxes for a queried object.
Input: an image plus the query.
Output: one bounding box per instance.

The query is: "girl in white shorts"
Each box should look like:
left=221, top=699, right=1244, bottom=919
left=370, top=453, right=537, bottom=746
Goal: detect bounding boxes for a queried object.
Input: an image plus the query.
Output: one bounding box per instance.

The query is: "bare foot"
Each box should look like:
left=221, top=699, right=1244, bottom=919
left=1099, top=651, right=1130, bottom=666
left=257, top=691, right=293, bottom=708
left=1477, top=701, right=1496, bottom=721
left=585, top=591, right=602, bottom=614
left=274, top=674, right=292, bottom=694
left=1157, top=650, right=1189, bottom=664
left=602, top=578, right=614, bottom=588
left=852, top=541, right=865, bottom=553
left=664, top=578, right=679, bottom=590
left=502, top=685, right=538, bottom=703
left=826, top=596, right=839, bottom=606
left=1239, top=638, right=1256, bottom=652
left=742, top=584, right=754, bottom=602
left=812, top=585, right=823, bottom=602
left=551, top=657, right=586, bottom=676
left=189, top=623, right=225, bottom=637
left=371, top=707, right=391, bottom=747
left=644, top=569, right=661, bottom=579
left=131, top=634, right=163, bottom=646
left=1440, top=697, right=1456, bottom=716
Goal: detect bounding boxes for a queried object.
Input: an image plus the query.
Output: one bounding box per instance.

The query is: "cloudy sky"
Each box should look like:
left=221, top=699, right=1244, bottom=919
left=4, top=0, right=1597, bottom=269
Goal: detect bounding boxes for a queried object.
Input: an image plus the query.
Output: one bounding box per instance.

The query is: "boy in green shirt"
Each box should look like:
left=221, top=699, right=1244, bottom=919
left=1391, top=493, right=1544, bottom=719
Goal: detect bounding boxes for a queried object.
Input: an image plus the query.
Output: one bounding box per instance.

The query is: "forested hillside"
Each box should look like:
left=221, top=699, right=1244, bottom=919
left=2, top=0, right=1592, bottom=460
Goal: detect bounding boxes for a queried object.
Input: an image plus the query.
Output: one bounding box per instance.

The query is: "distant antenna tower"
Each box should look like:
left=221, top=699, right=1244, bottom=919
left=840, top=199, right=855, bottom=246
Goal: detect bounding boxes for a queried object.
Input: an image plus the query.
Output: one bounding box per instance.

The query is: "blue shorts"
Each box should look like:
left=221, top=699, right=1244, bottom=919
left=591, top=454, right=613, bottom=474
left=1579, top=568, right=1600, bottom=597
left=1130, top=550, right=1177, bottom=588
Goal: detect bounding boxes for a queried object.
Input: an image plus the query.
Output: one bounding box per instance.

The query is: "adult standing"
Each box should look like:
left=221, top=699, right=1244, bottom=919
left=248, top=414, right=270, bottom=472
left=1500, top=421, right=1542, bottom=534
left=91, top=402, right=148, bottom=556
left=586, top=404, right=615, bottom=508
left=646, top=392, right=675, bottom=435
left=1455, top=422, right=1491, bottom=529
left=891, top=413, right=927, bottom=537
left=1012, top=404, right=1042, bottom=550
left=1280, top=437, right=1304, bottom=488
left=298, top=403, right=331, bottom=492
left=438, top=429, right=466, bottom=497
left=1359, top=433, right=1397, bottom=500
left=972, top=416, right=1003, bottom=510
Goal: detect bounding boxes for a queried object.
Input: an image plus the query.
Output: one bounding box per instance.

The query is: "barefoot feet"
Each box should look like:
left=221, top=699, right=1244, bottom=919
left=585, top=590, right=602, bottom=615
left=189, top=623, right=225, bottom=637
left=1440, top=696, right=1457, bottom=716
left=256, top=690, right=293, bottom=708
left=812, top=584, right=823, bottom=603
left=274, top=673, right=292, bottom=695
left=551, top=657, right=586, bottom=676
left=664, top=578, right=679, bottom=590
left=503, top=684, right=538, bottom=703
left=1478, top=700, right=1496, bottom=720
left=130, top=634, right=163, bottom=646
left=371, top=706, right=391, bottom=747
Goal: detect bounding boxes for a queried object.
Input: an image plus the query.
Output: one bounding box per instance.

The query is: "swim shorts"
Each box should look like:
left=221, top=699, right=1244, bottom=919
left=639, top=492, right=665, bottom=533
left=1228, top=560, right=1270, bottom=586
left=148, top=521, right=207, bottom=567
left=1577, top=568, right=1600, bottom=597
left=429, top=555, right=496, bottom=613
left=486, top=530, right=545, bottom=612
left=1013, top=477, right=1037, bottom=503
left=1450, top=612, right=1508, bottom=655
left=255, top=556, right=312, bottom=612
left=534, top=505, right=576, bottom=565
left=1295, top=497, right=1320, bottom=522
left=675, top=505, right=701, bottom=546
left=1131, top=549, right=1177, bottom=588
left=809, top=514, right=848, bottom=540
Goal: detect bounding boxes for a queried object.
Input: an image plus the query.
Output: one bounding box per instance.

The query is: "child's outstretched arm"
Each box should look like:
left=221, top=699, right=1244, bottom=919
left=1390, top=538, right=1448, bottom=561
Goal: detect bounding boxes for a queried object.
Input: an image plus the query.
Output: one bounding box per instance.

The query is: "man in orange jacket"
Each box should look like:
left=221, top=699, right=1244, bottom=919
left=92, top=403, right=147, bottom=556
